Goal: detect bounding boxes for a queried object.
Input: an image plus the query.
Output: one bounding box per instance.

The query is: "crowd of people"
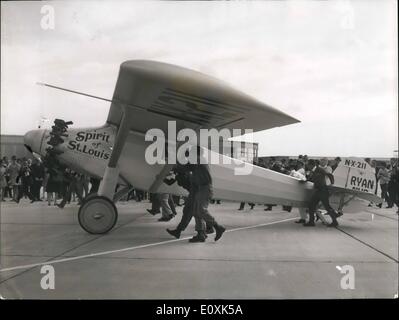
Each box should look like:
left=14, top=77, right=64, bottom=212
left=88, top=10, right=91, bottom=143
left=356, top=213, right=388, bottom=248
left=0, top=155, right=166, bottom=208
left=0, top=156, right=42, bottom=203
left=254, top=154, right=342, bottom=175
left=0, top=155, right=116, bottom=207
left=368, top=157, right=399, bottom=211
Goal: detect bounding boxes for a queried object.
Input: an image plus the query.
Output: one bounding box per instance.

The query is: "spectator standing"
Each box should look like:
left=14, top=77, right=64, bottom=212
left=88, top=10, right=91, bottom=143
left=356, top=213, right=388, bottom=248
left=387, top=158, right=398, bottom=211
left=31, top=158, right=45, bottom=201
left=377, top=162, right=390, bottom=207
left=7, top=156, right=20, bottom=202
left=16, top=160, right=34, bottom=203
left=0, top=160, right=8, bottom=201
left=2, top=157, right=12, bottom=199
left=45, top=167, right=60, bottom=206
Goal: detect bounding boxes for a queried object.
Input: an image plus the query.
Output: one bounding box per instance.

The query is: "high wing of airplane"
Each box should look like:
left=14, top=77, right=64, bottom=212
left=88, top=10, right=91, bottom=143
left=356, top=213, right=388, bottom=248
left=106, top=60, right=299, bottom=134
left=24, top=60, right=381, bottom=234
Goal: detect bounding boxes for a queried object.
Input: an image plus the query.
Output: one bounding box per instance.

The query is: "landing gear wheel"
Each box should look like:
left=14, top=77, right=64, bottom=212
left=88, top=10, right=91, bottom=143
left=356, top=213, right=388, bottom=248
left=78, top=196, right=118, bottom=234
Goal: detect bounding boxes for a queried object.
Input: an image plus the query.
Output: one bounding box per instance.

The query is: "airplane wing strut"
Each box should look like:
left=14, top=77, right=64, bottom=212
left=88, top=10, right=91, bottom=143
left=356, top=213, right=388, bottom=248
left=97, top=107, right=134, bottom=199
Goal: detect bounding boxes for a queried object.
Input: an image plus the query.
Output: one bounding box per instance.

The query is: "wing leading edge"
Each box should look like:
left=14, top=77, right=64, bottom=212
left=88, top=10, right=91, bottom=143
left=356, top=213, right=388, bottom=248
left=106, top=60, right=299, bottom=135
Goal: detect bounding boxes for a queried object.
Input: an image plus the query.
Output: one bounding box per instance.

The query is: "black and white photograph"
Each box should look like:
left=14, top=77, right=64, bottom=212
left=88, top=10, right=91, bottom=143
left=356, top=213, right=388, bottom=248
left=0, top=0, right=398, bottom=306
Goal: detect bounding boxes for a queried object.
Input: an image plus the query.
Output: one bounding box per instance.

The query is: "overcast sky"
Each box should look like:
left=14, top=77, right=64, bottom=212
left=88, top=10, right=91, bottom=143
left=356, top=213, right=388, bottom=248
left=1, top=0, right=397, bottom=157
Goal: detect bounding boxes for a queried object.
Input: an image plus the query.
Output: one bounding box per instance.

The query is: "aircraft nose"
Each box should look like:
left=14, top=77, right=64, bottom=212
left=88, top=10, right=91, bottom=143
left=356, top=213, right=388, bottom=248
left=24, top=129, right=46, bottom=155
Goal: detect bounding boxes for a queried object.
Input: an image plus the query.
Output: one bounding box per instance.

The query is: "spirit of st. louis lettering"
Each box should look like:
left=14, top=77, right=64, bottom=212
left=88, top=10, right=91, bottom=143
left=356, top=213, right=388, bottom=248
left=67, top=130, right=112, bottom=160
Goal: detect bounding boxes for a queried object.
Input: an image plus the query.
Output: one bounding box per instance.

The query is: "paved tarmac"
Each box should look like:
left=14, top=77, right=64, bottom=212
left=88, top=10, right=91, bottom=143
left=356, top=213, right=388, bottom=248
left=0, top=199, right=397, bottom=299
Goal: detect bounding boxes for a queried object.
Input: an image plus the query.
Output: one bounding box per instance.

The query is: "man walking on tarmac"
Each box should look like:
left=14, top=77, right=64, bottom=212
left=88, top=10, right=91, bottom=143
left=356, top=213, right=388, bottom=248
left=188, top=146, right=226, bottom=243
left=166, top=164, right=214, bottom=239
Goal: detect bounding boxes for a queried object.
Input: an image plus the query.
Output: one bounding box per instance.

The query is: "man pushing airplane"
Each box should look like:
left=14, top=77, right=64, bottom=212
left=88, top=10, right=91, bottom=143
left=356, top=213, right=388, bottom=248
left=166, top=146, right=225, bottom=242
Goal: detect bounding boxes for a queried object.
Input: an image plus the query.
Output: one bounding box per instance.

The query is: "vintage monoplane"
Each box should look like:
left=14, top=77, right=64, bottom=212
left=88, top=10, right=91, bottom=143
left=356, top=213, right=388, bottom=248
left=24, top=60, right=382, bottom=234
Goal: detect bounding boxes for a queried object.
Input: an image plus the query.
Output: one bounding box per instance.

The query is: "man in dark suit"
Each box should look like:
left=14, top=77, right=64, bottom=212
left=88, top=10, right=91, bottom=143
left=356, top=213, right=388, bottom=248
left=189, top=147, right=225, bottom=242
left=16, top=160, right=35, bottom=203
left=166, top=164, right=214, bottom=239
left=30, top=158, right=45, bottom=201
left=305, top=159, right=339, bottom=227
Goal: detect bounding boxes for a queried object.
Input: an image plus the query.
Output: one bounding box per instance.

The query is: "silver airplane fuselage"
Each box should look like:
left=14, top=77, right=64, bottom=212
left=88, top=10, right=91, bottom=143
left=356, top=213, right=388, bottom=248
left=24, top=125, right=314, bottom=207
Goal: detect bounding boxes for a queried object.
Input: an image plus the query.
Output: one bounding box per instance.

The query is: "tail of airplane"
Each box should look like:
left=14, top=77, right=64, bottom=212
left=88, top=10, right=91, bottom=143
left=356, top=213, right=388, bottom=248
left=329, top=157, right=382, bottom=211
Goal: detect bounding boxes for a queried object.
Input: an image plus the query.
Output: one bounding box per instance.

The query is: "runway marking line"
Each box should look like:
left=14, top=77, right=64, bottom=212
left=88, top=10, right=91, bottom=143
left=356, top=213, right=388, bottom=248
left=0, top=217, right=296, bottom=273
left=336, top=227, right=399, bottom=263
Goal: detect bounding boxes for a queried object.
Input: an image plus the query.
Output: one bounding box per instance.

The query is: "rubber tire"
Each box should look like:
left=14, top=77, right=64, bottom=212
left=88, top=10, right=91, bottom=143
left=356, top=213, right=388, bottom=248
left=78, top=196, right=118, bottom=234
